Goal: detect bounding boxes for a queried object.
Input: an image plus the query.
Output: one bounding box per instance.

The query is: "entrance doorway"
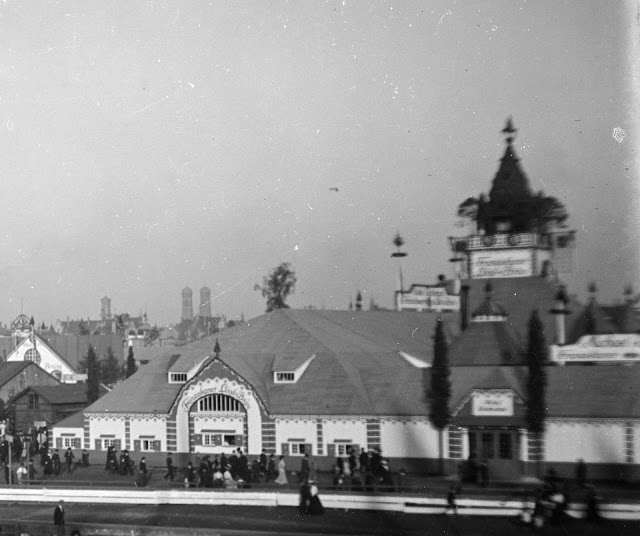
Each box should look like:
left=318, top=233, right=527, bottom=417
left=468, top=428, right=520, bottom=482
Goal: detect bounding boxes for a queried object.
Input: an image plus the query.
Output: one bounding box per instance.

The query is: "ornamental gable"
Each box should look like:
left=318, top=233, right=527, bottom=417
left=170, top=358, right=268, bottom=418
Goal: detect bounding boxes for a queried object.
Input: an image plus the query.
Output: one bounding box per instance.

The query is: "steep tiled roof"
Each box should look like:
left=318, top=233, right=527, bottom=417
left=448, top=366, right=528, bottom=411
left=547, top=366, right=640, bottom=418
left=86, top=309, right=461, bottom=417
left=54, top=411, right=85, bottom=428
left=448, top=322, right=525, bottom=366
left=86, top=352, right=184, bottom=414
left=0, top=361, right=32, bottom=386
left=45, top=334, right=124, bottom=372
left=567, top=300, right=618, bottom=343
left=464, top=277, right=577, bottom=345
left=17, top=383, right=106, bottom=405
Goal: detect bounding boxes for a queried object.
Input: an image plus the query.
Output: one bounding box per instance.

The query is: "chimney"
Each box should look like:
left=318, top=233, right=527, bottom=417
left=460, top=284, right=470, bottom=331
left=550, top=286, right=570, bottom=345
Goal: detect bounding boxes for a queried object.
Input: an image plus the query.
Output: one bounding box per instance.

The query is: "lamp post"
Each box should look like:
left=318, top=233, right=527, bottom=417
left=391, top=233, right=408, bottom=311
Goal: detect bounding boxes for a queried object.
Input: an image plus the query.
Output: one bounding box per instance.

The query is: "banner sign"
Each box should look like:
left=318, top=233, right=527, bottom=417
left=470, top=249, right=533, bottom=278
left=472, top=390, right=514, bottom=417
left=551, top=334, right=640, bottom=362
left=397, top=285, right=460, bottom=312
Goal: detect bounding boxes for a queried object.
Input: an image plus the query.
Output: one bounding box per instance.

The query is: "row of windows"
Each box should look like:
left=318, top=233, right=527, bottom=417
left=198, top=394, right=243, bottom=413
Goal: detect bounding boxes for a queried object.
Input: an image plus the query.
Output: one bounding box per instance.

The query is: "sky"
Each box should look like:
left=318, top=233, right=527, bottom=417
left=0, top=0, right=638, bottom=327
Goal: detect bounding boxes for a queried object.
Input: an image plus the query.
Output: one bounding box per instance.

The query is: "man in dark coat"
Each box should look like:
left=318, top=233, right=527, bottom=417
left=53, top=500, right=65, bottom=536
left=299, top=452, right=310, bottom=484
left=52, top=449, right=61, bottom=475
left=64, top=448, right=74, bottom=474
left=259, top=450, right=267, bottom=478
left=164, top=454, right=175, bottom=481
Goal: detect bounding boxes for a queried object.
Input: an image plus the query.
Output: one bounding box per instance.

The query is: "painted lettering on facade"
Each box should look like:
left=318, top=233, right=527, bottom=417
left=551, top=334, right=640, bottom=362
left=182, top=380, right=252, bottom=411
left=470, top=249, right=533, bottom=278
left=397, top=285, right=460, bottom=312
left=471, top=391, right=514, bottom=417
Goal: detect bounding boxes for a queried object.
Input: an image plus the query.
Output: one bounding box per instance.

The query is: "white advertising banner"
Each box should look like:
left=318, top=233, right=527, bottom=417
left=470, top=249, right=533, bottom=278
left=471, top=390, right=514, bottom=417
left=397, top=285, right=460, bottom=312
left=551, top=334, right=640, bottom=362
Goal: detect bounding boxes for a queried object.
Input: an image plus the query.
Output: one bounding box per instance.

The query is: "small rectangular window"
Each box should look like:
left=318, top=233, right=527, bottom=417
left=275, top=372, right=295, bottom=383
left=482, top=432, right=494, bottom=459
left=223, top=435, right=237, bottom=447
left=63, top=438, right=73, bottom=448
left=28, top=394, right=40, bottom=410
left=103, top=439, right=115, bottom=449
left=499, top=432, right=513, bottom=459
left=288, top=442, right=306, bottom=455
left=169, top=373, right=187, bottom=383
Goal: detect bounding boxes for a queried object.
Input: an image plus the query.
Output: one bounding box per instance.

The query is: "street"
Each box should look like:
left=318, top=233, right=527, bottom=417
left=0, top=502, right=639, bottom=535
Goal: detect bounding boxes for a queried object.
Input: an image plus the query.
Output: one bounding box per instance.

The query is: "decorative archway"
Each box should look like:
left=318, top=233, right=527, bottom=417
left=188, top=393, right=248, bottom=453
left=175, top=376, right=264, bottom=454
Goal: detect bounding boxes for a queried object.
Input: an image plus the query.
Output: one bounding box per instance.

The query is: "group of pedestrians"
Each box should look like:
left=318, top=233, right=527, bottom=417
left=331, top=447, right=394, bottom=492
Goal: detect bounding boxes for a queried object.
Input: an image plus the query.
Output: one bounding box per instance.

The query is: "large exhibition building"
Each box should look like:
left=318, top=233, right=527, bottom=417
left=53, top=121, right=640, bottom=481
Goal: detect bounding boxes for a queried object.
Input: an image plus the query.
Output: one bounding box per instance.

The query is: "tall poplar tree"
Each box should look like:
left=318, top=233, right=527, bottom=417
left=86, top=345, right=100, bottom=404
left=526, top=310, right=547, bottom=468
left=126, top=345, right=137, bottom=378
left=428, top=318, right=451, bottom=475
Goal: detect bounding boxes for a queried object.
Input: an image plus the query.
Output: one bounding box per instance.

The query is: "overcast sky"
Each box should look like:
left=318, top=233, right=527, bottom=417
left=0, top=0, right=638, bottom=326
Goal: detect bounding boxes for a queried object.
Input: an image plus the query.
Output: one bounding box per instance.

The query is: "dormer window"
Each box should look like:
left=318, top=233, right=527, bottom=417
left=275, top=372, right=295, bottom=383
left=169, top=372, right=187, bottom=383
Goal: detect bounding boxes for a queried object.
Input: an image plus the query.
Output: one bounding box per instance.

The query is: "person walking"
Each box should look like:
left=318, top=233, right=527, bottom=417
left=299, top=452, right=310, bottom=484
left=53, top=500, right=65, bottom=536
left=16, top=462, right=27, bottom=485
left=28, top=458, right=37, bottom=483
left=267, top=454, right=276, bottom=481
left=52, top=449, right=61, bottom=475
left=274, top=455, right=288, bottom=485
left=137, top=457, right=148, bottom=487
left=444, top=483, right=458, bottom=515
left=64, top=448, right=75, bottom=474
left=165, top=454, right=175, bottom=481
left=81, top=449, right=90, bottom=467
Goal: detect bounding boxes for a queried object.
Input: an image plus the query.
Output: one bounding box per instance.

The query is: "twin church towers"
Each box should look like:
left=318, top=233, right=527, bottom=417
left=181, top=286, right=212, bottom=321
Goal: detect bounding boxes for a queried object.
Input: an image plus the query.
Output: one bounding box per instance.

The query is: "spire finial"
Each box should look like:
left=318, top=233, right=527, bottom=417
left=501, top=116, right=517, bottom=144
left=485, top=281, right=493, bottom=297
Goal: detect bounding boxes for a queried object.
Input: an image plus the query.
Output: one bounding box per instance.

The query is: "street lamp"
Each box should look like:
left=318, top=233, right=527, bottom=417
left=391, top=233, right=408, bottom=310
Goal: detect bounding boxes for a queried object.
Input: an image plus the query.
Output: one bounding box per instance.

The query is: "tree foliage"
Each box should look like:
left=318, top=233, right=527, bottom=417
left=86, top=345, right=100, bottom=404
left=428, top=318, right=452, bottom=474
left=428, top=319, right=452, bottom=431
left=254, top=262, right=297, bottom=313
left=126, top=346, right=137, bottom=378
left=526, top=310, right=547, bottom=434
left=100, top=346, right=121, bottom=386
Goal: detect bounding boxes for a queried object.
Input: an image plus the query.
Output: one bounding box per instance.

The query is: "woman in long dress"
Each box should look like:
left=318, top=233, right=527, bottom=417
left=274, top=455, right=288, bottom=485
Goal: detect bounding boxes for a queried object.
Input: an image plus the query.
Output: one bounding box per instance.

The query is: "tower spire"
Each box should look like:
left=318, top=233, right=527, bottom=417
left=502, top=116, right=517, bottom=144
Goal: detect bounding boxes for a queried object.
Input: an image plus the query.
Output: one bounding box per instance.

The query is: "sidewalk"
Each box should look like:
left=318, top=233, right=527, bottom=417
left=8, top=457, right=640, bottom=504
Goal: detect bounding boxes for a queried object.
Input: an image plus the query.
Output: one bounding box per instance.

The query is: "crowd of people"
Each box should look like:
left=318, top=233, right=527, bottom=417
left=330, top=447, right=395, bottom=492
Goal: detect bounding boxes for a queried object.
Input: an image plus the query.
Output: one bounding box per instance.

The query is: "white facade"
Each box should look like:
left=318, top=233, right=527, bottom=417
left=381, top=420, right=439, bottom=458
left=6, top=335, right=75, bottom=380
left=545, top=420, right=627, bottom=464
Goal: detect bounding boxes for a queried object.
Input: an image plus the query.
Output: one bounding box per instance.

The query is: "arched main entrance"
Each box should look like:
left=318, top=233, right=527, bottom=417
left=188, top=393, right=248, bottom=453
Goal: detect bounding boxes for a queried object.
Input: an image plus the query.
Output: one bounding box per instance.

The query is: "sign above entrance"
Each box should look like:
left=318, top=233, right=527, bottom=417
left=470, top=249, right=533, bottom=279
left=471, top=390, right=514, bottom=417
left=551, top=334, right=640, bottom=363
left=396, top=285, right=460, bottom=312
left=181, top=379, right=252, bottom=411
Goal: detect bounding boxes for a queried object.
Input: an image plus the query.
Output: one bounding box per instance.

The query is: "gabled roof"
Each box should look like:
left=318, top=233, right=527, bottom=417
left=54, top=411, right=85, bottom=429
left=601, top=304, right=640, bottom=334
left=85, top=352, right=184, bottom=414
left=547, top=366, right=640, bottom=419
left=0, top=361, right=32, bottom=386
left=448, top=322, right=525, bottom=366
left=448, top=366, right=528, bottom=413
left=6, top=334, right=77, bottom=374
left=85, top=309, right=461, bottom=417
left=13, top=383, right=106, bottom=405
left=464, top=277, right=577, bottom=345
left=45, top=334, right=124, bottom=372
left=567, top=299, right=618, bottom=343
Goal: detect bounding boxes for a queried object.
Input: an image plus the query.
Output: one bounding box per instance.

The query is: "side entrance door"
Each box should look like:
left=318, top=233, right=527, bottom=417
left=468, top=428, right=521, bottom=482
